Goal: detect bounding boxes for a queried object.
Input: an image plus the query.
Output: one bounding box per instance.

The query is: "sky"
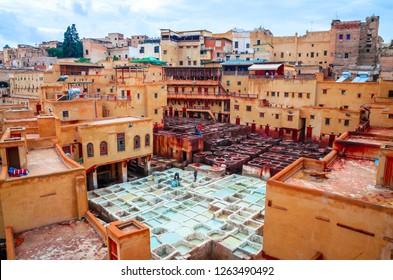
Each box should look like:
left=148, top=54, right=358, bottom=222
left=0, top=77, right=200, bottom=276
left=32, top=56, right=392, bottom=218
left=0, top=0, right=392, bottom=48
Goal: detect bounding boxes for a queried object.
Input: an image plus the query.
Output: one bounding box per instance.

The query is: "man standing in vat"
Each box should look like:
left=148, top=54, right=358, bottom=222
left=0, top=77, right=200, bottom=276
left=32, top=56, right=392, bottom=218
left=194, top=170, right=198, bottom=182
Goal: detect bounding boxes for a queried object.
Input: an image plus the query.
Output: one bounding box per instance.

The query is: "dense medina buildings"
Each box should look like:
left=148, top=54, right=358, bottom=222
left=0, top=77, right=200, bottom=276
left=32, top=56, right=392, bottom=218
left=0, top=16, right=392, bottom=260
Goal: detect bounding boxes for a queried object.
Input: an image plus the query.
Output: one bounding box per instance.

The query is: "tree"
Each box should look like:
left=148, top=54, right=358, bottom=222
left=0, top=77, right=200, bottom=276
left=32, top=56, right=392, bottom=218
left=47, top=47, right=64, bottom=58
left=63, top=24, right=83, bottom=58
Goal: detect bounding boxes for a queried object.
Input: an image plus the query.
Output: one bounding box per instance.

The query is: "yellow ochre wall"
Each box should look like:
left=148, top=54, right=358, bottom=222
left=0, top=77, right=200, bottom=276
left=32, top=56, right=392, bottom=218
left=264, top=180, right=393, bottom=259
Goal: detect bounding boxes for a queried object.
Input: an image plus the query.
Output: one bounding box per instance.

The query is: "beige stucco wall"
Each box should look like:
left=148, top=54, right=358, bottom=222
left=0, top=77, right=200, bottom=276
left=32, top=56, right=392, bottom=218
left=264, top=178, right=393, bottom=259
left=77, top=118, right=153, bottom=170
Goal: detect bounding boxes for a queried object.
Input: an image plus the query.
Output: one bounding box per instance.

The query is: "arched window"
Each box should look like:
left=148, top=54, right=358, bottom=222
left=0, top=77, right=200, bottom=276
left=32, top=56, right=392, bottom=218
left=87, top=143, right=94, bottom=157
left=145, top=134, right=150, bottom=147
left=134, top=135, right=140, bottom=149
left=100, top=141, right=108, bottom=156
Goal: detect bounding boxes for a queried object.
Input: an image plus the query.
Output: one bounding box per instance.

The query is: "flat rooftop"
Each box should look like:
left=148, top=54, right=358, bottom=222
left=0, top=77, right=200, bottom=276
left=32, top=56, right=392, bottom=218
left=25, top=148, right=71, bottom=177
left=366, top=127, right=393, bottom=137
left=83, top=116, right=143, bottom=126
left=88, top=168, right=265, bottom=259
left=346, top=135, right=393, bottom=146
left=14, top=219, right=107, bottom=260
left=285, top=157, right=393, bottom=208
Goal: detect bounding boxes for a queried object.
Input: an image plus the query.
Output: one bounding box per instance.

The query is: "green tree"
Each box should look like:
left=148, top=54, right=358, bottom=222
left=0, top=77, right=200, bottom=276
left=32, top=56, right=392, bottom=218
left=47, top=47, right=64, bottom=58
left=63, top=24, right=83, bottom=58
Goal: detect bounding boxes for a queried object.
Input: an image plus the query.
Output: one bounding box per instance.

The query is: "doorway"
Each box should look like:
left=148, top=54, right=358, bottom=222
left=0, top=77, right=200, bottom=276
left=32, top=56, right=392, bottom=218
left=299, top=118, right=306, bottom=142
left=6, top=147, right=20, bottom=169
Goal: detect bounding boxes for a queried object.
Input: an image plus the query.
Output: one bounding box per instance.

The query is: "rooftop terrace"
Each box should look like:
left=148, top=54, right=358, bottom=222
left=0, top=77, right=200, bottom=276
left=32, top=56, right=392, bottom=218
left=14, top=219, right=107, bottom=260
left=285, top=157, right=393, bottom=208
left=25, top=148, right=71, bottom=177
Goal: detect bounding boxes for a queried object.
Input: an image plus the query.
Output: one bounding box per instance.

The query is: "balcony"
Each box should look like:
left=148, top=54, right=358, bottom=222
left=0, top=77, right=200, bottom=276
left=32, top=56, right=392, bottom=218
left=84, top=94, right=131, bottom=101
left=231, top=93, right=258, bottom=99
left=167, top=90, right=231, bottom=99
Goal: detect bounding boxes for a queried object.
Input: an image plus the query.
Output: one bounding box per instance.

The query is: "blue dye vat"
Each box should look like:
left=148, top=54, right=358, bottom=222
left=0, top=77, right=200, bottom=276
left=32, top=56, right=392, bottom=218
left=160, top=231, right=182, bottom=244
left=150, top=236, right=161, bottom=249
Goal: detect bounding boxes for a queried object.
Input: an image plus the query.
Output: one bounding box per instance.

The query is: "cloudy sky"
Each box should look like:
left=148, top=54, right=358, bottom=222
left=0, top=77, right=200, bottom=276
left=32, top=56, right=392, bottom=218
left=0, top=0, right=392, bottom=47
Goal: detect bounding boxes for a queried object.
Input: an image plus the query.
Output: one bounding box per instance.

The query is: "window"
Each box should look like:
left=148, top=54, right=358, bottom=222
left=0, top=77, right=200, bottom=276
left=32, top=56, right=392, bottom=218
left=117, top=133, right=125, bottom=152
left=145, top=134, right=150, bottom=147
left=344, top=53, right=349, bottom=59
left=288, top=115, right=293, bottom=121
left=85, top=49, right=89, bottom=55
left=154, top=46, right=159, bottom=53
left=310, top=115, right=315, bottom=119
left=341, top=90, right=346, bottom=95
left=100, top=141, right=108, bottom=156
left=339, top=34, right=343, bottom=40
left=179, top=61, right=183, bottom=66
left=260, top=112, right=265, bottom=118
left=134, top=135, right=140, bottom=149
left=226, top=80, right=230, bottom=86
left=154, top=109, right=158, bottom=114
left=234, top=105, right=239, bottom=110
left=324, top=50, right=328, bottom=56
left=246, top=106, right=252, bottom=112
left=284, top=92, right=289, bottom=97
left=234, top=41, right=239, bottom=48
left=137, top=93, right=140, bottom=99
left=307, top=93, right=310, bottom=99
left=325, top=118, right=330, bottom=125
left=87, top=143, right=94, bottom=157
left=193, top=61, right=197, bottom=66
left=358, top=93, right=361, bottom=98
left=275, top=114, right=279, bottom=119
left=344, top=120, right=349, bottom=126
left=97, top=88, right=101, bottom=93
left=246, top=43, right=250, bottom=48
left=237, top=81, right=241, bottom=86
left=280, top=52, right=284, bottom=58
left=310, top=52, right=314, bottom=58
left=163, top=50, right=167, bottom=55
left=139, top=47, right=145, bottom=53
left=292, top=93, right=295, bottom=98
left=271, top=92, right=276, bottom=97
left=298, top=93, right=303, bottom=98
left=62, top=111, right=69, bottom=118
left=188, top=61, right=191, bottom=66
left=323, top=89, right=327, bottom=94
left=346, top=34, right=351, bottom=40
left=257, top=39, right=261, bottom=45
left=388, top=90, right=393, bottom=98
left=337, top=53, right=342, bottom=58
left=154, top=93, right=158, bottom=98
